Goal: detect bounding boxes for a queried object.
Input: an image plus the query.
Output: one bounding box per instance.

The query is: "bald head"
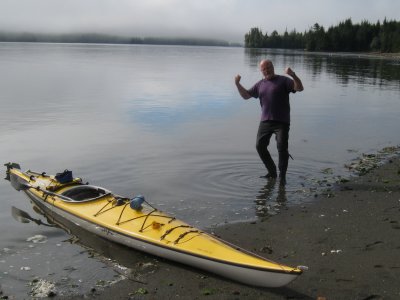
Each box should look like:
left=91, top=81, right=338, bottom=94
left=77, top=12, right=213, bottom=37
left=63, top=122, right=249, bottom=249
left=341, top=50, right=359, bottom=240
left=260, top=60, right=275, bottom=80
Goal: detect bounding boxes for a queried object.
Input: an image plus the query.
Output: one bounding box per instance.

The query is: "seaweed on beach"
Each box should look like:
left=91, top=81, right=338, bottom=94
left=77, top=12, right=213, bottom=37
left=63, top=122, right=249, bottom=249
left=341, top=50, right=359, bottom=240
left=295, top=146, right=400, bottom=201
left=345, top=146, right=400, bottom=176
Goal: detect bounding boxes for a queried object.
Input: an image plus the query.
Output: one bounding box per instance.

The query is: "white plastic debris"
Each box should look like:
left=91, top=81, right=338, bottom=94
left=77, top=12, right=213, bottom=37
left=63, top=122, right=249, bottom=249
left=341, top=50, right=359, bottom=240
left=26, top=235, right=47, bottom=244
left=21, top=266, right=31, bottom=271
left=330, top=249, right=342, bottom=254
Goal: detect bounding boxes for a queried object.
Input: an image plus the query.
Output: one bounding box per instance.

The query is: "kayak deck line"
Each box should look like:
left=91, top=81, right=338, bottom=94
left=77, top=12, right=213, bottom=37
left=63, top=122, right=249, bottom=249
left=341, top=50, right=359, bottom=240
left=92, top=197, right=201, bottom=243
left=5, top=163, right=304, bottom=287
left=161, top=225, right=192, bottom=240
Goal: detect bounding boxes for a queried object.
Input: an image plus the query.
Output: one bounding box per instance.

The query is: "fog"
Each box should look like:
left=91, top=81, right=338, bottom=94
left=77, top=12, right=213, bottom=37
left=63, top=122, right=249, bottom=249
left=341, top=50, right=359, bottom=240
left=0, top=0, right=399, bottom=43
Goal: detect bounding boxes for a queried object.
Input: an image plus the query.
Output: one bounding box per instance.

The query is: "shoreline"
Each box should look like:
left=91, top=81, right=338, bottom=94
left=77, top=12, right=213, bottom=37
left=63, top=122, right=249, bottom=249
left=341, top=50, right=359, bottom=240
left=2, top=151, right=398, bottom=299
left=51, top=153, right=400, bottom=299
left=299, top=49, right=400, bottom=60
left=1, top=41, right=400, bottom=59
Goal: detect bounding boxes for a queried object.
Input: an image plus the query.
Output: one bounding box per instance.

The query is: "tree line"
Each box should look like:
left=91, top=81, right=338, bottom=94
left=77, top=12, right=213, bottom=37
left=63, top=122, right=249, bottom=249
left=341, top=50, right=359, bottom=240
left=0, top=32, right=240, bottom=47
left=245, top=18, right=400, bottom=53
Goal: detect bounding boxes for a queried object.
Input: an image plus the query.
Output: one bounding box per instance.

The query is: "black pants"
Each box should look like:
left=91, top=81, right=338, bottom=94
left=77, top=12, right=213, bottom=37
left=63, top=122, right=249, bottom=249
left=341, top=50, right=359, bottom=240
left=256, top=121, right=290, bottom=177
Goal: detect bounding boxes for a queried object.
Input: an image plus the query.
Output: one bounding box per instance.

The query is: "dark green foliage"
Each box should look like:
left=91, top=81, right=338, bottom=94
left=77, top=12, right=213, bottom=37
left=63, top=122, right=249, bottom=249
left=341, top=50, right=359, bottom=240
left=244, top=18, right=400, bottom=53
left=245, top=27, right=305, bottom=49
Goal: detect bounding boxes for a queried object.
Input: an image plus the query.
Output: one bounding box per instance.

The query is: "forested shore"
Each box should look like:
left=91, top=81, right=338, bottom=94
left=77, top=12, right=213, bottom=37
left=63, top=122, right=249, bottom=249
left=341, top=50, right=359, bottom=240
left=245, top=18, right=400, bottom=53
left=2, top=18, right=399, bottom=53
left=0, top=32, right=240, bottom=47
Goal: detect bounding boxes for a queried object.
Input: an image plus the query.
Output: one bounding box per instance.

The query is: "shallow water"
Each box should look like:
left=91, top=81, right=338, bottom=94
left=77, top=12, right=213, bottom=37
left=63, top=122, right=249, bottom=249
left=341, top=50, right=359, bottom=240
left=0, top=43, right=399, bottom=297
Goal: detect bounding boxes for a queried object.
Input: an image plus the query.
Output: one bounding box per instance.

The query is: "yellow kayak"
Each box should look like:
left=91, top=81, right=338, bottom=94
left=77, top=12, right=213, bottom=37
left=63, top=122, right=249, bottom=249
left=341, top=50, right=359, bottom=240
left=5, top=163, right=302, bottom=287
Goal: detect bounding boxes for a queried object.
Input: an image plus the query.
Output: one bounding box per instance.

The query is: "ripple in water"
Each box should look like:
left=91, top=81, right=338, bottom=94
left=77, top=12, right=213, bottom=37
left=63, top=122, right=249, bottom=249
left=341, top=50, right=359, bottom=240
left=85, top=151, right=340, bottom=226
left=160, top=153, right=322, bottom=223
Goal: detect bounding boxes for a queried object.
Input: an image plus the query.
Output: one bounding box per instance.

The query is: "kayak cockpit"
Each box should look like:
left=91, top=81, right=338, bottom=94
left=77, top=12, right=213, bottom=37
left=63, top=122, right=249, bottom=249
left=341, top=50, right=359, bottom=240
left=60, top=185, right=111, bottom=202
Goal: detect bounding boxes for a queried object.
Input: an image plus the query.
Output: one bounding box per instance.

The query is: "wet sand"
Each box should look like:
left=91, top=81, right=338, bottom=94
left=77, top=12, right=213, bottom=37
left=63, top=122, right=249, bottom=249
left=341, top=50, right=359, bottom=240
left=10, top=156, right=399, bottom=300
left=74, top=155, right=400, bottom=299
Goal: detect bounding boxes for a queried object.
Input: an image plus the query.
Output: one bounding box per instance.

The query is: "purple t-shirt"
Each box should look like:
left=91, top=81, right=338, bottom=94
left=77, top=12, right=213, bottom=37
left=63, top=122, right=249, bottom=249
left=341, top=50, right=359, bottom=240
left=247, top=75, right=295, bottom=124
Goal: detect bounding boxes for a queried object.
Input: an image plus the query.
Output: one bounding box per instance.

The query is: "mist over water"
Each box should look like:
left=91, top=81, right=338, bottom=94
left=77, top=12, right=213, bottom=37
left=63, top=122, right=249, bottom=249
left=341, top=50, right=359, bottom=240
left=0, top=43, right=399, bottom=297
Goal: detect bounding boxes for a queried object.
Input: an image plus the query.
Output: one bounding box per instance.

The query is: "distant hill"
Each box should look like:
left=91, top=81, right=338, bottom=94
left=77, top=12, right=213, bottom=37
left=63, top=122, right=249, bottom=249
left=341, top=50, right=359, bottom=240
left=0, top=32, right=242, bottom=47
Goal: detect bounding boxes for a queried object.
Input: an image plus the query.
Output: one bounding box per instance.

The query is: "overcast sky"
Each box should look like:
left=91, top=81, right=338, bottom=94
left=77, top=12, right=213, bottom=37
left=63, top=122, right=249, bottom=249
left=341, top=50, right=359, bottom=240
left=0, top=0, right=399, bottom=43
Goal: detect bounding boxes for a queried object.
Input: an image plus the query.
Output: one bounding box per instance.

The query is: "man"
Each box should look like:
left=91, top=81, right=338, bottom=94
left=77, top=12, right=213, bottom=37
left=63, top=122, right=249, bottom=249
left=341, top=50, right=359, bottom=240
left=235, top=59, right=304, bottom=186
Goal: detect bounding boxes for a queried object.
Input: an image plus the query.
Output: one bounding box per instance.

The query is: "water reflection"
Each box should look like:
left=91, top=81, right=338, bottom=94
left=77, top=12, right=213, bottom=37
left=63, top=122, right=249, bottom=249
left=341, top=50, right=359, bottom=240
left=245, top=48, right=400, bottom=90
left=254, top=179, right=287, bottom=218
left=244, top=48, right=304, bottom=70
left=324, top=56, right=400, bottom=88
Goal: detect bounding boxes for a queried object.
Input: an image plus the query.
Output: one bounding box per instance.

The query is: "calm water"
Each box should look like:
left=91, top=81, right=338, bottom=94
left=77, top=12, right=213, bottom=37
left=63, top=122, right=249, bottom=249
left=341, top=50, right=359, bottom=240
left=1, top=43, right=399, bottom=297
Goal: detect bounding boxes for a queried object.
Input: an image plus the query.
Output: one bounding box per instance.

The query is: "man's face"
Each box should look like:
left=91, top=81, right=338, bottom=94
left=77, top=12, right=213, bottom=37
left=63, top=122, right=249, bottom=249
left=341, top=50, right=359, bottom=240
left=260, top=61, right=275, bottom=80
